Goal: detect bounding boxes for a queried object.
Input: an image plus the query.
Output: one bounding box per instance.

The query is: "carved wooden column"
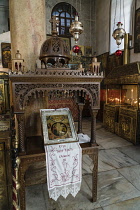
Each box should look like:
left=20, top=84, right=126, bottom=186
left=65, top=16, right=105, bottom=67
left=4, top=79, right=10, bottom=112
left=16, top=113, right=26, bottom=154
left=90, top=109, right=98, bottom=146
left=77, top=103, right=84, bottom=133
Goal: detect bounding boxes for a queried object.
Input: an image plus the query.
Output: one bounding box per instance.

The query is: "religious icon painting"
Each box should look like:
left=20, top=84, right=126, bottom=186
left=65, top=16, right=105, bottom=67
left=1, top=43, right=11, bottom=68
left=134, top=8, right=140, bottom=53
left=84, top=46, right=92, bottom=56
left=77, top=45, right=84, bottom=56
left=40, top=108, right=78, bottom=145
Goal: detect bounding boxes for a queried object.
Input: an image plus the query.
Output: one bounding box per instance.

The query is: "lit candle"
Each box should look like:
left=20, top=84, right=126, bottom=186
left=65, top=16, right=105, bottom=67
left=131, top=89, right=133, bottom=100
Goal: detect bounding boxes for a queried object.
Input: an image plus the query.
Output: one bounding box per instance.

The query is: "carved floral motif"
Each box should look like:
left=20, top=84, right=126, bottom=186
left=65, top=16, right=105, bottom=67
left=14, top=83, right=100, bottom=111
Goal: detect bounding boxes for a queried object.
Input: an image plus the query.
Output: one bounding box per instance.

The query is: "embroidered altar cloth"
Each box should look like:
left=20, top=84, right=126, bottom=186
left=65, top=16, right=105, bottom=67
left=45, top=142, right=82, bottom=201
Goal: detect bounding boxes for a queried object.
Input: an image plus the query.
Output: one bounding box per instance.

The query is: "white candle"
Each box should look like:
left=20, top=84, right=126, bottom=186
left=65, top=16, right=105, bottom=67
left=131, top=89, right=133, bottom=100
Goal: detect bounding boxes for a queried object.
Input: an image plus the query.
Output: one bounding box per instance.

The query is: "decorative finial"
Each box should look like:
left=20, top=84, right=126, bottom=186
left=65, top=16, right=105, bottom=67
left=49, top=16, right=60, bottom=36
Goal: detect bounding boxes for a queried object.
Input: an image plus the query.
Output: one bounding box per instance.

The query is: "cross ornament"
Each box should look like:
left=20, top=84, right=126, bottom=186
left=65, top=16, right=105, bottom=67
left=49, top=16, right=60, bottom=32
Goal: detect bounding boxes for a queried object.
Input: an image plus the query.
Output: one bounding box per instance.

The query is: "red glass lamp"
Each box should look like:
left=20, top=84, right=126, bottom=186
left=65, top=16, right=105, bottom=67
left=72, top=45, right=80, bottom=53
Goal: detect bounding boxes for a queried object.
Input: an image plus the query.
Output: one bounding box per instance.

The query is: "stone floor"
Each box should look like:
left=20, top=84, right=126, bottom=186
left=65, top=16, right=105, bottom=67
left=26, top=118, right=140, bottom=210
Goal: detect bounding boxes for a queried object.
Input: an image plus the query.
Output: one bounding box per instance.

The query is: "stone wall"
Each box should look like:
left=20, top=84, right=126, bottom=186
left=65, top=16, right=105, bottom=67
left=46, top=0, right=96, bottom=51
left=96, top=0, right=140, bottom=63
left=9, top=0, right=46, bottom=71
left=0, top=0, right=96, bottom=69
left=0, top=31, right=10, bottom=61
left=0, top=0, right=9, bottom=34
left=1, top=0, right=140, bottom=64
left=130, top=0, right=140, bottom=63
left=96, top=0, right=110, bottom=55
left=0, top=0, right=96, bottom=50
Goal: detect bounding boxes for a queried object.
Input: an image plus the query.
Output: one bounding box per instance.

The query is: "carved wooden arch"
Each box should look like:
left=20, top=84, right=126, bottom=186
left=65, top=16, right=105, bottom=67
left=14, top=83, right=100, bottom=111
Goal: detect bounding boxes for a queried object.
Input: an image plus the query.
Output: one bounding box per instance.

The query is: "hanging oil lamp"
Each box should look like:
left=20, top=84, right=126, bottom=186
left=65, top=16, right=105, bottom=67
left=112, top=22, right=126, bottom=46
left=112, top=22, right=126, bottom=56
left=69, top=15, right=84, bottom=44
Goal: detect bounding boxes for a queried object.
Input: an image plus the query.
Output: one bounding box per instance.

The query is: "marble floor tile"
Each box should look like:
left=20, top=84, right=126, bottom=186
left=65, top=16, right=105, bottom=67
left=118, top=145, right=140, bottom=163
left=96, top=128, right=116, bottom=137
left=26, top=184, right=47, bottom=210
left=118, top=165, right=140, bottom=190
left=25, top=120, right=140, bottom=210
left=42, top=175, right=101, bottom=210
left=26, top=169, right=140, bottom=209
left=98, top=155, right=115, bottom=172
left=97, top=170, right=140, bottom=207
left=98, top=148, right=138, bottom=172
left=103, top=196, right=140, bottom=210
left=97, top=137, right=132, bottom=149
left=42, top=184, right=61, bottom=210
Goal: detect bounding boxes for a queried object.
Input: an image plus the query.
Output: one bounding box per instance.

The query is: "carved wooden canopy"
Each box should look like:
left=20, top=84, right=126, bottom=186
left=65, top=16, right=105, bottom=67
left=9, top=68, right=103, bottom=112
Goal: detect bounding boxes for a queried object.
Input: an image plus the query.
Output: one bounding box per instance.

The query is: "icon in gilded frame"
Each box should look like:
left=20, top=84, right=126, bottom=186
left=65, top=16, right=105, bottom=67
left=40, top=108, right=78, bottom=145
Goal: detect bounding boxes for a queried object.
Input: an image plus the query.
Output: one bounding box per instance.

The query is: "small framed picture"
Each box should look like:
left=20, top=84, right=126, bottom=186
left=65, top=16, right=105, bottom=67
left=40, top=108, right=78, bottom=145
left=134, top=8, right=140, bottom=52
left=1, top=43, right=11, bottom=68
left=78, top=45, right=85, bottom=56
left=84, top=46, right=92, bottom=56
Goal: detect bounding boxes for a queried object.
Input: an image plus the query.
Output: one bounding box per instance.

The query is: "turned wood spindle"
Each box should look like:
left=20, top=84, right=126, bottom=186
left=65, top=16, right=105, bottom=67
left=78, top=103, right=84, bottom=133
left=90, top=109, right=98, bottom=146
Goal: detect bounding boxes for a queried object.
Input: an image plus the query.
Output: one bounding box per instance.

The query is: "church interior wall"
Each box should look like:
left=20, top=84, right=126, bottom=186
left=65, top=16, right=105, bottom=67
left=0, top=0, right=10, bottom=69
left=96, top=0, right=140, bottom=64
left=0, top=0, right=140, bottom=67
left=130, top=0, right=140, bottom=63
left=0, top=31, right=10, bottom=63
left=136, top=0, right=140, bottom=9
left=1, top=1, right=140, bottom=209
left=9, top=0, right=46, bottom=72
left=0, top=0, right=9, bottom=34
left=46, top=0, right=96, bottom=51
left=96, top=0, right=110, bottom=56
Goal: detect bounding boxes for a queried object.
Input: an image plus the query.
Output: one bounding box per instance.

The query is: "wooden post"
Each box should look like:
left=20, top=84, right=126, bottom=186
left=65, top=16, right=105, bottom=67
left=16, top=113, right=26, bottom=154
left=77, top=103, right=84, bottom=133
left=90, top=109, right=98, bottom=146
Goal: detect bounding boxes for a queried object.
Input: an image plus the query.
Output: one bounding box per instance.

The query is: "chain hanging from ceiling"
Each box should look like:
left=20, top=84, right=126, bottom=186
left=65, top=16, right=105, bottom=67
left=69, top=0, right=84, bottom=54
left=112, top=0, right=126, bottom=56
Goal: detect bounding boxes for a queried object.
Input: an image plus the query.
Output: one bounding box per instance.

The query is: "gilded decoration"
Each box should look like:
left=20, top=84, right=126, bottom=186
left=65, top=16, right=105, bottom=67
left=0, top=79, right=5, bottom=113
left=134, top=8, right=140, bottom=53
left=103, top=105, right=117, bottom=133
left=0, top=72, right=10, bottom=114
left=0, top=140, right=11, bottom=209
left=104, top=62, right=140, bottom=85
left=119, top=115, right=131, bottom=139
left=103, top=62, right=140, bottom=144
left=1, top=43, right=11, bottom=68
left=103, top=104, right=139, bottom=144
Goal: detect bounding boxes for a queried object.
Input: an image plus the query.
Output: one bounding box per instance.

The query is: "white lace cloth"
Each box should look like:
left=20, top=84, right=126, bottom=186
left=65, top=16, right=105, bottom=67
left=78, top=133, right=90, bottom=144
left=45, top=142, right=82, bottom=201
